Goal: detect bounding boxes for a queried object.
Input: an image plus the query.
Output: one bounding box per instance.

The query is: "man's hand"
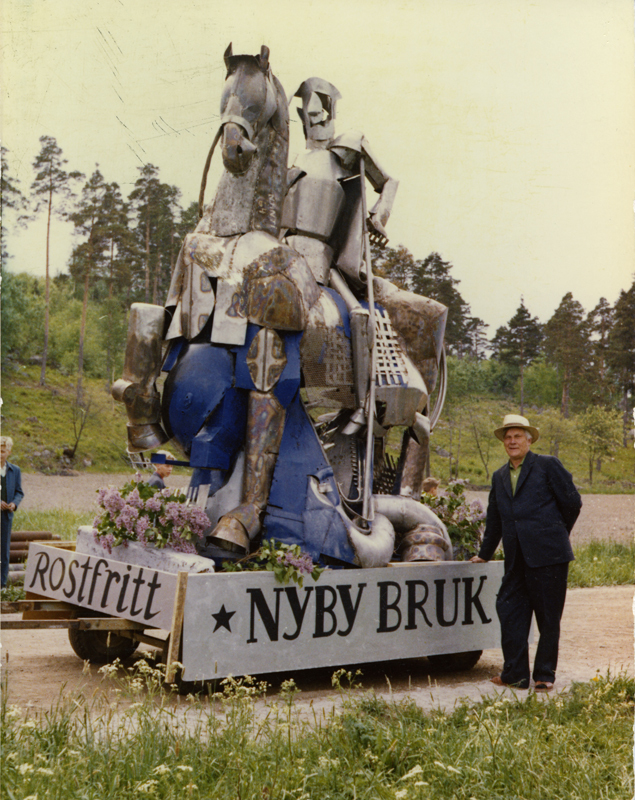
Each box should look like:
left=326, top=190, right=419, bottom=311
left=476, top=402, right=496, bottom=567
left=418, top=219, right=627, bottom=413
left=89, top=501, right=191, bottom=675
left=470, top=555, right=487, bottom=563
left=1, top=501, right=16, bottom=512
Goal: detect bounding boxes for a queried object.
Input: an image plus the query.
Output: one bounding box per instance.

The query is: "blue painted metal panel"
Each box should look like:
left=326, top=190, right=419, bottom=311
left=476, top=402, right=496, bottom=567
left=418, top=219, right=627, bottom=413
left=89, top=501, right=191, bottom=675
left=190, top=387, right=248, bottom=470
left=162, top=337, right=185, bottom=372
left=162, top=343, right=234, bottom=449
left=264, top=393, right=356, bottom=565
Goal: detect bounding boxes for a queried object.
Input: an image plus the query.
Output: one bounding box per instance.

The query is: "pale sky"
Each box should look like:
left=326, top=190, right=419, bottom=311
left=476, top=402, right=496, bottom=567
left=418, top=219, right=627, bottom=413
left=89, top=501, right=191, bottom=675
left=2, top=0, right=634, bottom=333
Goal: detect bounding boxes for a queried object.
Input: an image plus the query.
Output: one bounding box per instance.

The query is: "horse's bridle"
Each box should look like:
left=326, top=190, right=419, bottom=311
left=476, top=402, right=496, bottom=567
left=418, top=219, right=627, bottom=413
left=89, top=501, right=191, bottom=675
left=198, top=69, right=278, bottom=219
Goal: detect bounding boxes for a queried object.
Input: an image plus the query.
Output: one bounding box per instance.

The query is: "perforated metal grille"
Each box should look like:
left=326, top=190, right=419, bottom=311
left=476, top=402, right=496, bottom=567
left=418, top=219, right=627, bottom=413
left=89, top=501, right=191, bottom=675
left=374, top=309, right=407, bottom=387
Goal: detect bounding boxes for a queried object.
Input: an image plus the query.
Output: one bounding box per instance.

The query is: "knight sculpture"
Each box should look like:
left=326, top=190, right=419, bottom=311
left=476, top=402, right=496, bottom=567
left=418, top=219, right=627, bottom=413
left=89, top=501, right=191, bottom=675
left=113, top=46, right=451, bottom=569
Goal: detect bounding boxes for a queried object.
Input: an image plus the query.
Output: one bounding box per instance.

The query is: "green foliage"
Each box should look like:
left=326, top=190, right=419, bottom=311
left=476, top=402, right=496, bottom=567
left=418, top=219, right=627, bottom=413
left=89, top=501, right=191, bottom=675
left=223, top=539, right=324, bottom=587
left=1, top=667, right=632, bottom=800
left=16, top=508, right=94, bottom=539
left=576, top=406, right=623, bottom=484
left=430, top=399, right=635, bottom=491
left=531, top=407, right=576, bottom=457
left=521, top=358, right=562, bottom=408
left=568, top=541, right=635, bottom=588
left=2, top=272, right=127, bottom=379
left=372, top=245, right=482, bottom=356
left=1, top=364, right=131, bottom=472
left=543, top=292, right=589, bottom=416
left=490, top=300, right=543, bottom=379
left=0, top=270, right=45, bottom=363
left=423, top=480, right=485, bottom=558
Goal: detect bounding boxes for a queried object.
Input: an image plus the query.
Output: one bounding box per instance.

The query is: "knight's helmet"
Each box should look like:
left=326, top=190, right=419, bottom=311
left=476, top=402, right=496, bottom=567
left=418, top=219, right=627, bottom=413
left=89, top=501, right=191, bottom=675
left=294, top=77, right=342, bottom=143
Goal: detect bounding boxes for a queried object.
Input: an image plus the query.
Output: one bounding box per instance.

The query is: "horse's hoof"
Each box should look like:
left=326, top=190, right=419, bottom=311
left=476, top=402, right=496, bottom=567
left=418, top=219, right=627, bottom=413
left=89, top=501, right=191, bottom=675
left=207, top=516, right=250, bottom=554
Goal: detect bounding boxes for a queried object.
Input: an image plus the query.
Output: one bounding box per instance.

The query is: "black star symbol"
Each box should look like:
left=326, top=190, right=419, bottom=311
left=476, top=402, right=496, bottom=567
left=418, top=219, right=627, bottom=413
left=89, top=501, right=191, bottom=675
left=211, top=604, right=236, bottom=632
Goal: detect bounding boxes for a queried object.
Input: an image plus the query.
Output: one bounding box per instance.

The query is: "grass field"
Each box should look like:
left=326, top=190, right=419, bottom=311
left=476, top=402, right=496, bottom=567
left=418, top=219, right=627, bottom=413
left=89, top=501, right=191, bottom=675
left=2, top=664, right=632, bottom=800
left=2, top=364, right=634, bottom=492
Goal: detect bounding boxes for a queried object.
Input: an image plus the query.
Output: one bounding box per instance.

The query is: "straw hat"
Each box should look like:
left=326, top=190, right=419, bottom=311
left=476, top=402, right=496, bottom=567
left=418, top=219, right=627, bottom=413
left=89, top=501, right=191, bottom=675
left=494, top=414, right=540, bottom=443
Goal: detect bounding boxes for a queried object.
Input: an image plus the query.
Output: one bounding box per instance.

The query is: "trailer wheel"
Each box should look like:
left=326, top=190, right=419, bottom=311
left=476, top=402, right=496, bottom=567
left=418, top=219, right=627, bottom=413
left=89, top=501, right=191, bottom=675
left=427, top=650, right=483, bottom=672
left=68, top=610, right=139, bottom=664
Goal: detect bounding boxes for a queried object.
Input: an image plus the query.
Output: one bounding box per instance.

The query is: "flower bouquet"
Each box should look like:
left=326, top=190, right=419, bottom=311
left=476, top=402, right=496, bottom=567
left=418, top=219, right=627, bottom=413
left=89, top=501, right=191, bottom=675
left=223, top=539, right=323, bottom=587
left=92, top=475, right=210, bottom=555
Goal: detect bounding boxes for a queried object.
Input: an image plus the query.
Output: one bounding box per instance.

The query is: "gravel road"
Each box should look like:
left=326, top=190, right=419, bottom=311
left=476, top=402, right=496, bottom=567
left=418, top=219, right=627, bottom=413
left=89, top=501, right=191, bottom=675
left=17, top=473, right=634, bottom=547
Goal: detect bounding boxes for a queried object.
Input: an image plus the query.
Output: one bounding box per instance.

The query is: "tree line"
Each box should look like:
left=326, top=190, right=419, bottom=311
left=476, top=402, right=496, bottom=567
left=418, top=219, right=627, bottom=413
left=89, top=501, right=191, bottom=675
left=2, top=137, right=634, bottom=457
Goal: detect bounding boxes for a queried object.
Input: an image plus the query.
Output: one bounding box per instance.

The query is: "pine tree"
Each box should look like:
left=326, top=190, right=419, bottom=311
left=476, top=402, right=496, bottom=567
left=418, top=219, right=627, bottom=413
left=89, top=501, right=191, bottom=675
left=30, top=136, right=83, bottom=385
left=490, top=300, right=543, bottom=413
left=1, top=146, right=29, bottom=268
left=543, top=293, right=588, bottom=418
left=607, top=280, right=635, bottom=444
left=372, top=246, right=474, bottom=354
left=69, top=168, right=109, bottom=403
left=128, top=164, right=181, bottom=303
left=585, top=297, right=615, bottom=403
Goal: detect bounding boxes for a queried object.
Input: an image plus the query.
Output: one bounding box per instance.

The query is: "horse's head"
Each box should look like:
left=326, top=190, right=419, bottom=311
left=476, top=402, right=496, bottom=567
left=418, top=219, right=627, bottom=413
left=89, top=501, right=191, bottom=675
left=219, top=44, right=285, bottom=175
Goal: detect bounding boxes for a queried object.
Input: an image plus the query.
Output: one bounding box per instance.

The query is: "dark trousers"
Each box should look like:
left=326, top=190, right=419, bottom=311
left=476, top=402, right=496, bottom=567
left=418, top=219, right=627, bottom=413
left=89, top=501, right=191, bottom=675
left=1, top=513, right=12, bottom=588
left=496, top=546, right=569, bottom=686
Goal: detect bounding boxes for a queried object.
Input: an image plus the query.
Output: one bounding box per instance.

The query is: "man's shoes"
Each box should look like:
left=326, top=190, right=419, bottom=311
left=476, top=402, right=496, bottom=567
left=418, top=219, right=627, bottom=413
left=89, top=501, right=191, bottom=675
left=490, top=675, right=529, bottom=690
left=534, top=681, right=554, bottom=692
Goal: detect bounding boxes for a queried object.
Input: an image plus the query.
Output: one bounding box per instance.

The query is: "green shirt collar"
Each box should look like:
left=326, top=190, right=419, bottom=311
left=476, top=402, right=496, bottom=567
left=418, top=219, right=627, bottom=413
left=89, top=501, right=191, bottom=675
left=509, top=458, right=525, bottom=495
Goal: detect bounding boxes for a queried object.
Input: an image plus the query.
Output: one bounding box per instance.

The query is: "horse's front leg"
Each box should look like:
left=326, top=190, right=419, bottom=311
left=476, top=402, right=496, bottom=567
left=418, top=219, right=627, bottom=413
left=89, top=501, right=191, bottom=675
left=208, top=390, right=285, bottom=554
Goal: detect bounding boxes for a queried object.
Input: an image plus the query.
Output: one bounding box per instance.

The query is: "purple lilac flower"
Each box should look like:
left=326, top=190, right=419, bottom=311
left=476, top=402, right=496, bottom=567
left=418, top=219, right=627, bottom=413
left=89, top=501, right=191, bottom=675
left=280, top=551, right=314, bottom=575
left=169, top=532, right=197, bottom=554
left=145, top=496, right=163, bottom=513
left=165, top=502, right=184, bottom=523
left=96, top=532, right=115, bottom=554
left=115, top=504, right=139, bottom=534
left=102, top=487, right=126, bottom=516
left=126, top=487, right=143, bottom=509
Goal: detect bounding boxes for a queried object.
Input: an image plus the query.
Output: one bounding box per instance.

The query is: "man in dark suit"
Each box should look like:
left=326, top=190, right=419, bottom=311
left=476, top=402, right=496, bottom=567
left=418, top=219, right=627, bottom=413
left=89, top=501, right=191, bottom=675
left=471, top=415, right=581, bottom=692
left=1, top=436, right=25, bottom=588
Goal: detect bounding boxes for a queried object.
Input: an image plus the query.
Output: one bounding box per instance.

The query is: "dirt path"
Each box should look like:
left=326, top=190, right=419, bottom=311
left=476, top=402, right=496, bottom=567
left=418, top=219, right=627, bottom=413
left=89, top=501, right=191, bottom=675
left=17, top=474, right=634, bottom=547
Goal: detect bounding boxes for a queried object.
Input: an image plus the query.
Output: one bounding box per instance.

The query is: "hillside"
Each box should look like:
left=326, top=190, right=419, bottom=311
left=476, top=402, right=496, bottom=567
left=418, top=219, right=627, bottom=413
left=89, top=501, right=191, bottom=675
left=1, top=364, right=633, bottom=492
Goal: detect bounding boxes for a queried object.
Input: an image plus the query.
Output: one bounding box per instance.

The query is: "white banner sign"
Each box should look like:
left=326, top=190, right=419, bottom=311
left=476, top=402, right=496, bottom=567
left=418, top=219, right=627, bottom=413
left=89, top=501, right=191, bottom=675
left=25, top=544, right=177, bottom=630
left=181, top=561, right=504, bottom=681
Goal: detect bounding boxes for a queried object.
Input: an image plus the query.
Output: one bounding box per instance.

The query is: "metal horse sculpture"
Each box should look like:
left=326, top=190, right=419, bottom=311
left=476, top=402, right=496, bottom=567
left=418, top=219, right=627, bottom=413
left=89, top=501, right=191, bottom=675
left=114, top=46, right=451, bottom=569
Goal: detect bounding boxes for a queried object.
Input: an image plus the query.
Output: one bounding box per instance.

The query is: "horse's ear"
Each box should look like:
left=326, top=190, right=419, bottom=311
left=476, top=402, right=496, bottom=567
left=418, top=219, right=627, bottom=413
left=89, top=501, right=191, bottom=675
left=259, top=45, right=270, bottom=73
left=224, top=43, right=233, bottom=70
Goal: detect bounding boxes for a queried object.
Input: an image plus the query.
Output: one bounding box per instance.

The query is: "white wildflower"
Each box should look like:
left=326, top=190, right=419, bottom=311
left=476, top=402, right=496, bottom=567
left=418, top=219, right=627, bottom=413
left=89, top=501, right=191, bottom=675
left=400, top=765, right=424, bottom=781
left=19, top=763, right=34, bottom=775
left=135, top=779, right=159, bottom=794
left=5, top=705, right=22, bottom=721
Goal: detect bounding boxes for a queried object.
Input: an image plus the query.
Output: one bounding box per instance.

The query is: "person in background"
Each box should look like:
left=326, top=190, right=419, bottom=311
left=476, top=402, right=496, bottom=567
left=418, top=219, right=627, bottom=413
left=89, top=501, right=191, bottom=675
left=147, top=450, right=175, bottom=490
left=421, top=477, right=440, bottom=497
left=470, top=414, right=581, bottom=692
left=1, top=436, right=25, bottom=588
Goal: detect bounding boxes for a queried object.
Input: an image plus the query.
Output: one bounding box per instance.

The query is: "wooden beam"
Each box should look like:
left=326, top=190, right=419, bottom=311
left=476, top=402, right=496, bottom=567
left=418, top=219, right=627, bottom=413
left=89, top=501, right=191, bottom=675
left=164, top=571, right=188, bottom=684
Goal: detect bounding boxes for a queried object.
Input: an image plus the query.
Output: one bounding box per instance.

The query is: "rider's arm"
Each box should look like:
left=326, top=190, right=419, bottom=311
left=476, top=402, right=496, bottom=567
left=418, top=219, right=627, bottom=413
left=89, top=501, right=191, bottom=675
left=330, top=132, right=399, bottom=240
left=359, top=138, right=398, bottom=240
